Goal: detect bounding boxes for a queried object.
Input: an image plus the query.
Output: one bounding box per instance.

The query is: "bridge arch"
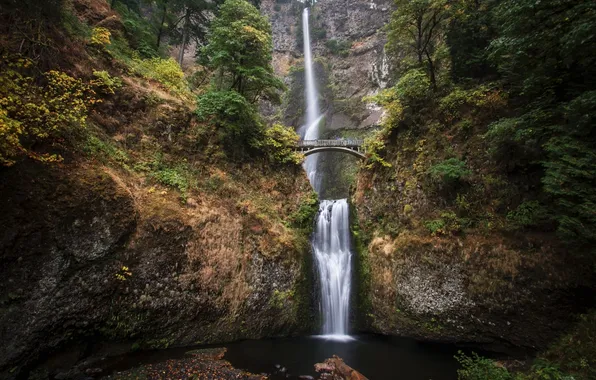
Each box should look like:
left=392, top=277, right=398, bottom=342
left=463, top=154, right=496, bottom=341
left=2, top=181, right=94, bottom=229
left=301, top=146, right=366, bottom=160
left=295, top=139, right=366, bottom=160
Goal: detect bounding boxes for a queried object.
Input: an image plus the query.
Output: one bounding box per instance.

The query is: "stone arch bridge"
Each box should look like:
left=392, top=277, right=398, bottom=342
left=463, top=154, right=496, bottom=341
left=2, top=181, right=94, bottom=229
left=295, top=139, right=366, bottom=159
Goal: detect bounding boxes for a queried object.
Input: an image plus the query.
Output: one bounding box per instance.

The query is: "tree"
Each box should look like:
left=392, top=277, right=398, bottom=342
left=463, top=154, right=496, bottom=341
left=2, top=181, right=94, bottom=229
left=201, top=0, right=284, bottom=104
left=171, top=0, right=222, bottom=66
left=387, top=0, right=452, bottom=90
left=488, top=0, right=596, bottom=247
left=196, top=0, right=285, bottom=155
left=446, top=0, right=498, bottom=80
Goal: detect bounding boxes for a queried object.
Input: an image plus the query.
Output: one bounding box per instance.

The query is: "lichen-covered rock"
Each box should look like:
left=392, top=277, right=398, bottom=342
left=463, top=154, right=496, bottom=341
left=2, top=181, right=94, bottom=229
left=352, top=202, right=593, bottom=352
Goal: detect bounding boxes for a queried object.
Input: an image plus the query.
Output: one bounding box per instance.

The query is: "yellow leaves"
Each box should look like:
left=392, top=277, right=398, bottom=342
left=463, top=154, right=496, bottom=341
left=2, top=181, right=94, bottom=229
left=91, top=27, right=111, bottom=46
left=241, top=25, right=268, bottom=44
left=115, top=265, right=133, bottom=281
left=0, top=56, right=98, bottom=166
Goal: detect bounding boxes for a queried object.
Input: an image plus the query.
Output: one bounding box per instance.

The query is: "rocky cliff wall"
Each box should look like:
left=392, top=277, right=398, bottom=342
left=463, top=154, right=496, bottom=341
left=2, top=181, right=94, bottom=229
left=262, top=0, right=392, bottom=131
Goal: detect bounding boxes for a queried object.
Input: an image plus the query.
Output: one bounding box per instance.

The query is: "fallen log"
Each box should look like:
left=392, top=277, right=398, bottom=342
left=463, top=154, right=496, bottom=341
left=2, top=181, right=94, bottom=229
left=314, top=355, right=368, bottom=380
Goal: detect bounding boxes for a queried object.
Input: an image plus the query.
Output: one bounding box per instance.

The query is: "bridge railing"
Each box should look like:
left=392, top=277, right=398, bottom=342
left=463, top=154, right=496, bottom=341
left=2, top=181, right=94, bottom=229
left=297, top=139, right=364, bottom=148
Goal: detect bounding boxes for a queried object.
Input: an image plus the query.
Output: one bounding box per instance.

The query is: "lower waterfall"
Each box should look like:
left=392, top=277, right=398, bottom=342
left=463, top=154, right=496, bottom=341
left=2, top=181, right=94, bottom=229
left=312, top=199, right=352, bottom=338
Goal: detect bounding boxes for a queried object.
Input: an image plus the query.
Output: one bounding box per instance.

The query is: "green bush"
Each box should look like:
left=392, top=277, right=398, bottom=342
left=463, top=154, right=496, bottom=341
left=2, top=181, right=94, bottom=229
left=325, top=39, right=351, bottom=57
left=196, top=89, right=262, bottom=150
left=428, top=158, right=472, bottom=186
left=506, top=201, right=548, bottom=229
left=130, top=57, right=189, bottom=96
left=424, top=211, right=463, bottom=235
left=253, top=123, right=303, bottom=165
left=456, top=352, right=512, bottom=380
left=114, top=3, right=158, bottom=58
left=395, top=69, right=431, bottom=104
left=289, top=191, right=319, bottom=229
left=92, top=70, right=123, bottom=95
left=363, top=131, right=392, bottom=168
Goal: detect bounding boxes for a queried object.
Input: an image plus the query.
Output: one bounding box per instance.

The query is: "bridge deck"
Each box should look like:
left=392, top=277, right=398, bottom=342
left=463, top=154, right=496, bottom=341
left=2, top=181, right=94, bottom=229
left=297, top=139, right=364, bottom=148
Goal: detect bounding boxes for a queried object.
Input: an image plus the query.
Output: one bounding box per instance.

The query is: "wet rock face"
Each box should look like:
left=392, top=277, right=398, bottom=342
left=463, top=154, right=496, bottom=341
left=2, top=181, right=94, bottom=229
left=0, top=162, right=314, bottom=378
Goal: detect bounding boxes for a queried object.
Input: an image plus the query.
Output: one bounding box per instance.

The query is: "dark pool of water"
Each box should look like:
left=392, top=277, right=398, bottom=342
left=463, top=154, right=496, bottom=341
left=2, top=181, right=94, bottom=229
left=96, top=334, right=499, bottom=379
left=223, top=334, right=464, bottom=380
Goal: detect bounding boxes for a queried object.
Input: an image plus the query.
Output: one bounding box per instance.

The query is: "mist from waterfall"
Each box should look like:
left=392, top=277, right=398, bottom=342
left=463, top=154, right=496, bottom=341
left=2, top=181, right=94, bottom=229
left=300, top=7, right=352, bottom=340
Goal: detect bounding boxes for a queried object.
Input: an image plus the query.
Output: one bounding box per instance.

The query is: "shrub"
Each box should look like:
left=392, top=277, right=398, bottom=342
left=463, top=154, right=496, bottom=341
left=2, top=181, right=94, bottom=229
left=364, top=88, right=404, bottom=131
left=424, top=211, right=463, bottom=235
left=253, top=123, right=303, bottom=165
left=325, top=39, right=351, bottom=57
left=395, top=69, right=431, bottom=104
left=428, top=158, right=471, bottom=186
left=91, top=27, right=111, bottom=46
left=196, top=89, right=262, bottom=149
left=130, top=57, right=189, bottom=96
left=363, top=132, right=392, bottom=169
left=455, top=352, right=512, bottom=380
left=0, top=58, right=97, bottom=166
left=289, top=191, right=319, bottom=229
left=506, top=201, right=548, bottom=229
left=440, top=84, right=506, bottom=122
left=92, top=71, right=123, bottom=95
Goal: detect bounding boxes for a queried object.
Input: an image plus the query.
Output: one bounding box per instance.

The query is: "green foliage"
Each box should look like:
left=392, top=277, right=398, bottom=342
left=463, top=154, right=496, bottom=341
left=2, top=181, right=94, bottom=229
left=395, top=69, right=431, bottom=103
left=486, top=0, right=596, bottom=248
left=92, top=71, right=123, bottom=95
left=447, top=0, right=497, bottom=80
left=365, top=88, right=404, bottom=131
left=135, top=154, right=195, bottom=199
left=130, top=57, right=189, bottom=96
left=196, top=89, right=261, bottom=149
left=201, top=0, right=284, bottom=104
left=424, top=211, right=463, bottom=236
left=0, top=57, right=97, bottom=166
left=507, top=201, right=548, bottom=229
left=428, top=158, right=471, bottom=186
left=440, top=84, right=506, bottom=122
left=542, top=91, right=596, bottom=245
left=289, top=191, right=318, bottom=229
left=325, top=39, right=351, bottom=57
left=84, top=134, right=130, bottom=167
left=363, top=132, right=392, bottom=169
left=253, top=124, right=303, bottom=165
left=387, top=0, right=452, bottom=89
left=456, top=352, right=512, bottom=380
left=114, top=3, right=159, bottom=57
left=269, top=289, right=295, bottom=309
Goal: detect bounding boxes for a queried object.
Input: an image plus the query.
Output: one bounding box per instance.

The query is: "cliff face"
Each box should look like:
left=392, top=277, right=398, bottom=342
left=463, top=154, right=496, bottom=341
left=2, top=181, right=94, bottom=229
left=0, top=144, right=316, bottom=378
left=262, top=0, right=392, bottom=131
left=0, top=58, right=317, bottom=380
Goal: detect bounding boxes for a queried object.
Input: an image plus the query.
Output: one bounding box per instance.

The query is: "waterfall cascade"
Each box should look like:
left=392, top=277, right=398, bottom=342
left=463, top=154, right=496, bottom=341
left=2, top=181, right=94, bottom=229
left=300, top=8, right=352, bottom=339
left=300, top=7, right=322, bottom=191
left=313, top=200, right=352, bottom=338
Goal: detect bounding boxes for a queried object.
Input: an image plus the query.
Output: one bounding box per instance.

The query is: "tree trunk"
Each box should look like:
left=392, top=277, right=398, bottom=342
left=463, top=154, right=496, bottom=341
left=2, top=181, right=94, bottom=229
left=425, top=49, right=437, bottom=91
left=177, top=8, right=190, bottom=66
left=156, top=1, right=168, bottom=48
left=416, top=15, right=423, bottom=66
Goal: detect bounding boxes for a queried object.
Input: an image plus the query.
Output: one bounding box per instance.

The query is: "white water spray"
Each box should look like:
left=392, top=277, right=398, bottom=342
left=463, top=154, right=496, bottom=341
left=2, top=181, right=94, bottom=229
left=300, top=8, right=352, bottom=339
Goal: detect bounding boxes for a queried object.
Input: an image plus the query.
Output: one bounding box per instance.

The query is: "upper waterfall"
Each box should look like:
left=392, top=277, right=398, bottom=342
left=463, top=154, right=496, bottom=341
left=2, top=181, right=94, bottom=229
left=300, top=7, right=322, bottom=192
